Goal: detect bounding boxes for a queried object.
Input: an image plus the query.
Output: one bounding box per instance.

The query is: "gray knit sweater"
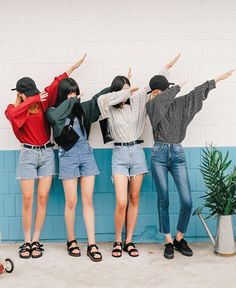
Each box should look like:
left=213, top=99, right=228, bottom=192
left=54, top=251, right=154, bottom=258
left=146, top=80, right=216, bottom=144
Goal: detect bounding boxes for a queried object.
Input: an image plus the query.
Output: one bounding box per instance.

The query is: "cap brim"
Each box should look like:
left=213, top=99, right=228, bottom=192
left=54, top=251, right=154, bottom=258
left=11, top=88, right=17, bottom=91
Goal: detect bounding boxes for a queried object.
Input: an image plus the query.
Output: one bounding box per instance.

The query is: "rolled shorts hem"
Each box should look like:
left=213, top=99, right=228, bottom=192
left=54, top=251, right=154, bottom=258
left=59, top=170, right=100, bottom=180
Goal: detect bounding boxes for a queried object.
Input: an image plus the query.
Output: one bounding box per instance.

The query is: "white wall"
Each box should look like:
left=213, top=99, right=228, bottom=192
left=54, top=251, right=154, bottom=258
left=0, top=0, right=236, bottom=149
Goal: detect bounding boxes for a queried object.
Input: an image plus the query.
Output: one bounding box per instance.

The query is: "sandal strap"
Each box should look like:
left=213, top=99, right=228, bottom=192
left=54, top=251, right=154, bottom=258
left=90, top=251, right=102, bottom=257
left=113, top=241, right=122, bottom=248
left=31, top=241, right=44, bottom=251
left=67, top=239, right=78, bottom=248
left=19, top=242, right=31, bottom=253
left=124, top=242, right=136, bottom=249
left=112, top=248, right=122, bottom=253
left=68, top=246, right=80, bottom=253
left=87, top=244, right=99, bottom=251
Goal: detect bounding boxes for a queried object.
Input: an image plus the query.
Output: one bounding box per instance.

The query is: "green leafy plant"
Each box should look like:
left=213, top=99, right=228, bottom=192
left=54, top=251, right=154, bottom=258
left=200, top=146, right=236, bottom=218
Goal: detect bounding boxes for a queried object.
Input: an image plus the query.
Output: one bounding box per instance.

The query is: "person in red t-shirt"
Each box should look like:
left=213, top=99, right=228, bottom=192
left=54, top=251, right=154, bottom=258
left=5, top=54, right=87, bottom=259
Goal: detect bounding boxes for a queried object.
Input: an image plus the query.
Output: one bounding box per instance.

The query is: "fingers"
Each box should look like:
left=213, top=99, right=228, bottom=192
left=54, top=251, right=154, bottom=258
left=40, top=91, right=48, bottom=102
left=127, top=67, right=132, bottom=80
left=227, top=69, right=235, bottom=76
left=80, top=53, right=87, bottom=64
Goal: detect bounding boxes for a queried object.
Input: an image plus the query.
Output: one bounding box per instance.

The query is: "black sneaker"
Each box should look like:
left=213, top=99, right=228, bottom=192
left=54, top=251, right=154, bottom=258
left=173, top=238, right=193, bottom=257
left=164, top=243, right=174, bottom=259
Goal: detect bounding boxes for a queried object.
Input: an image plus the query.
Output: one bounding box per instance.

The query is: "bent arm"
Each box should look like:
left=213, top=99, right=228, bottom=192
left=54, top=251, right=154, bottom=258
left=5, top=95, right=40, bottom=129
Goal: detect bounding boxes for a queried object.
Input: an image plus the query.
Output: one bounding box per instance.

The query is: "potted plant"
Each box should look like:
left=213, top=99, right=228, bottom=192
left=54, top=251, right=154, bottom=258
left=199, top=145, right=236, bottom=255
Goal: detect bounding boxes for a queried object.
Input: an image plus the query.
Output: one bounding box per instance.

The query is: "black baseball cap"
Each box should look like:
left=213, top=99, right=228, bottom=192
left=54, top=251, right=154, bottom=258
left=148, top=75, right=174, bottom=94
left=11, top=77, right=40, bottom=96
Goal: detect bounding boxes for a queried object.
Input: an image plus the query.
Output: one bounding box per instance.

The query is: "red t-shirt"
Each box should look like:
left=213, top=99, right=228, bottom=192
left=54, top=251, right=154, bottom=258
left=5, top=72, right=68, bottom=145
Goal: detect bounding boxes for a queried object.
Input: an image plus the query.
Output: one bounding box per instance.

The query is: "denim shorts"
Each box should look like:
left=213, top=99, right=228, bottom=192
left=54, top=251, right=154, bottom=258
left=58, top=140, right=99, bottom=179
left=112, top=144, right=148, bottom=177
left=16, top=147, right=55, bottom=179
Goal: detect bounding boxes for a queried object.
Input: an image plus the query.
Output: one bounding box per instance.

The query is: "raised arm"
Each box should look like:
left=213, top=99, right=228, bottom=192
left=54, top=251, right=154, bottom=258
left=43, top=54, right=87, bottom=109
left=174, top=69, right=235, bottom=123
left=65, top=54, right=87, bottom=76
left=164, top=53, right=181, bottom=71
left=214, top=69, right=235, bottom=84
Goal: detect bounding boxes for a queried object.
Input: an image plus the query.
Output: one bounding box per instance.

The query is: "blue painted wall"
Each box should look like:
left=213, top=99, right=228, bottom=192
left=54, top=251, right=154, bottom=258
left=0, top=147, right=236, bottom=242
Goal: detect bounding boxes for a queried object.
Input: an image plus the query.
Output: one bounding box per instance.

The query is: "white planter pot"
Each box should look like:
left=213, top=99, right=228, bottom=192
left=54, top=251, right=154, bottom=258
left=215, top=215, right=236, bottom=256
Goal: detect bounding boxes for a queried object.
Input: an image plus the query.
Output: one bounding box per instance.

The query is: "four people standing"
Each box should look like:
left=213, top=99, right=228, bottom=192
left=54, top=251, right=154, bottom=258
left=5, top=53, right=235, bottom=260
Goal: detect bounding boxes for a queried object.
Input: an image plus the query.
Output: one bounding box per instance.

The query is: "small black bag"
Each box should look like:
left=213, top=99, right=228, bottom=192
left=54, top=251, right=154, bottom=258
left=99, top=118, right=113, bottom=144
left=54, top=116, right=79, bottom=151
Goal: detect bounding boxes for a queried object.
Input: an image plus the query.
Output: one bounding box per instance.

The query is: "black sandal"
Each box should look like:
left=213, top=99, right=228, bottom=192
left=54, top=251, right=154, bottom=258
left=123, top=242, right=139, bottom=257
left=87, top=244, right=102, bottom=262
left=19, top=242, right=31, bottom=259
left=112, top=241, right=123, bottom=258
left=67, top=239, right=81, bottom=257
left=31, top=241, right=44, bottom=258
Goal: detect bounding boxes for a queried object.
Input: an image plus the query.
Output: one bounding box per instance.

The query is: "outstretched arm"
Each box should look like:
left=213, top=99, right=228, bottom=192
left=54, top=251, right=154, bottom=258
left=66, top=54, right=87, bottom=76
left=214, top=69, right=235, bottom=84
left=44, top=54, right=87, bottom=108
left=164, top=53, right=181, bottom=71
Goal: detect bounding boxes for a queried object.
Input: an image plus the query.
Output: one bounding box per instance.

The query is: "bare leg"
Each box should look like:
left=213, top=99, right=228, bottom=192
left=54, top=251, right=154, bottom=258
left=80, top=175, right=101, bottom=259
left=165, top=233, right=173, bottom=244
left=31, top=176, right=52, bottom=256
left=125, top=174, right=144, bottom=256
left=32, top=176, right=52, bottom=241
left=175, top=231, right=184, bottom=241
left=21, top=179, right=34, bottom=257
left=63, top=178, right=80, bottom=255
left=113, top=174, right=128, bottom=257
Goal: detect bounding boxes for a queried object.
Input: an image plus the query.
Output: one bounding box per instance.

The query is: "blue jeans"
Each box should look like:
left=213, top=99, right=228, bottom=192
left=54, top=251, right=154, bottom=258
left=151, top=142, right=192, bottom=234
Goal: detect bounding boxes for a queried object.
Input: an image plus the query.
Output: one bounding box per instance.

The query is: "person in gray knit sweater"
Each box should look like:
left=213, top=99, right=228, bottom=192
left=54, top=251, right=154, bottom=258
left=146, top=67, right=235, bottom=259
left=98, top=55, right=181, bottom=258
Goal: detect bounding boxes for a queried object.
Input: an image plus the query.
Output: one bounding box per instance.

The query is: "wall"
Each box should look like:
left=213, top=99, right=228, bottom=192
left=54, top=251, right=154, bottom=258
left=0, top=0, right=236, bottom=242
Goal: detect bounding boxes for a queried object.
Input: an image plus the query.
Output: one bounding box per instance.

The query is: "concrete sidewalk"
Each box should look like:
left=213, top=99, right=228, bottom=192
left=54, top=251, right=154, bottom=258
left=0, top=242, right=236, bottom=288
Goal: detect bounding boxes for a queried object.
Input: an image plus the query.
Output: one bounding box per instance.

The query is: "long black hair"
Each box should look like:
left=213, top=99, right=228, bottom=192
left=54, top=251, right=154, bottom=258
left=110, top=76, right=130, bottom=108
left=55, top=78, right=85, bottom=134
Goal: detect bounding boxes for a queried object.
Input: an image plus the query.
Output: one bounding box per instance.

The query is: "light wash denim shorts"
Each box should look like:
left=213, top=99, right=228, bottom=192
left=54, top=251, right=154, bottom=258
left=16, top=147, right=55, bottom=179
left=58, top=140, right=99, bottom=180
left=112, top=144, right=148, bottom=177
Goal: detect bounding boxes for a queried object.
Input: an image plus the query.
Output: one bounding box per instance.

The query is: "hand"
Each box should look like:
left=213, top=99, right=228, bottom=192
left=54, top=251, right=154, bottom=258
left=127, top=68, right=132, bottom=80
left=165, top=53, right=181, bottom=70
left=178, top=81, right=187, bottom=88
left=214, top=69, right=235, bottom=83
left=66, top=54, right=87, bottom=76
left=40, top=91, right=48, bottom=102
left=14, top=93, right=23, bottom=107
left=72, top=54, right=87, bottom=70
left=130, top=87, right=139, bottom=95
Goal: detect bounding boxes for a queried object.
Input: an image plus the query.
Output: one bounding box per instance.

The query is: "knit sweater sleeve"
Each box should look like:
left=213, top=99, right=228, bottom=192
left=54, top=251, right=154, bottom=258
left=146, top=85, right=181, bottom=126
left=46, top=97, right=78, bottom=138
left=97, top=90, right=130, bottom=118
left=174, top=80, right=216, bottom=123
